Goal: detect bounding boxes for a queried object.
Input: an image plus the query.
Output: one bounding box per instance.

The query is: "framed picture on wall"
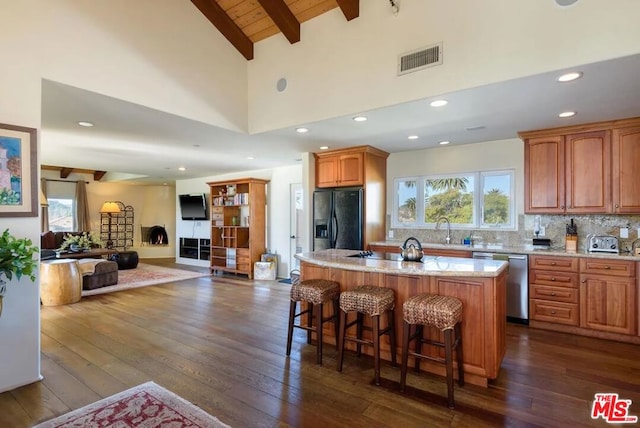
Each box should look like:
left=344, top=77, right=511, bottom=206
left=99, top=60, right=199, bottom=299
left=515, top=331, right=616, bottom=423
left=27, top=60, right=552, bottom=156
left=0, top=123, right=38, bottom=217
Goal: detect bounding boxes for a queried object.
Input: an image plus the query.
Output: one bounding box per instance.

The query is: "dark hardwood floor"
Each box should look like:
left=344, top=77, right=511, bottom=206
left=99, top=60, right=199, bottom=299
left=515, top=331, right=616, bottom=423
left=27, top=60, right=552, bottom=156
left=1, top=259, right=639, bottom=427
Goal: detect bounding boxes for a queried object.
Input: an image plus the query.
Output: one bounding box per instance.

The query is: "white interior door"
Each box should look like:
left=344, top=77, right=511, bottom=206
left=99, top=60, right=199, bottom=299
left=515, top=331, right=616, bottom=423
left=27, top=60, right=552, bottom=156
left=290, top=183, right=303, bottom=272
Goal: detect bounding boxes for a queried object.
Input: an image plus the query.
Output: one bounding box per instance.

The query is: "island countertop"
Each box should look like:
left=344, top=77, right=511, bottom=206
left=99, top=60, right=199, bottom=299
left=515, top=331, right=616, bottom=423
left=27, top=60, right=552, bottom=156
left=295, top=248, right=508, bottom=277
left=296, top=249, right=508, bottom=387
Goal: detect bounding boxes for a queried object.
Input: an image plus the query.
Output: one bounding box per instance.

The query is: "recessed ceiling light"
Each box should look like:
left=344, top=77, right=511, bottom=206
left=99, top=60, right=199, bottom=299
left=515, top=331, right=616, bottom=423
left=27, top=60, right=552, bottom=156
left=353, top=116, right=367, bottom=122
left=558, top=72, right=583, bottom=82
left=247, top=156, right=254, bottom=160
left=408, top=135, right=419, bottom=140
left=439, top=141, right=450, bottom=145
left=77, top=121, right=94, bottom=127
left=319, top=146, right=329, bottom=150
left=465, top=125, right=486, bottom=131
left=296, top=127, right=309, bottom=133
left=559, top=111, right=576, bottom=118
left=430, top=99, right=448, bottom=107
left=178, top=167, right=186, bottom=171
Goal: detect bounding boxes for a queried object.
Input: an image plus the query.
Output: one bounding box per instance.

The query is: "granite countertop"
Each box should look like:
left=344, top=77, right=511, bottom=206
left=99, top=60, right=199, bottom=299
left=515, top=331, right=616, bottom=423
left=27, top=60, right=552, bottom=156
left=370, top=241, right=640, bottom=262
left=295, top=249, right=508, bottom=277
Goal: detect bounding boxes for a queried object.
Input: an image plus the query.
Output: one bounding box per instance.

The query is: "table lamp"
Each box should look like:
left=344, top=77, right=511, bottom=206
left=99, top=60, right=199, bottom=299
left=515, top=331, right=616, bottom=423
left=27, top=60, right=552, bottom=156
left=100, top=201, right=121, bottom=249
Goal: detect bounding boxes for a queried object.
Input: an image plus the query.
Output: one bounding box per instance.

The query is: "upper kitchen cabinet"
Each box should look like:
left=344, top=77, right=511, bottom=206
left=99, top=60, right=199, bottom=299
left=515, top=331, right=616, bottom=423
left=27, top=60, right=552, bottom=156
left=314, top=145, right=389, bottom=188
left=612, top=125, right=640, bottom=213
left=520, top=117, right=640, bottom=214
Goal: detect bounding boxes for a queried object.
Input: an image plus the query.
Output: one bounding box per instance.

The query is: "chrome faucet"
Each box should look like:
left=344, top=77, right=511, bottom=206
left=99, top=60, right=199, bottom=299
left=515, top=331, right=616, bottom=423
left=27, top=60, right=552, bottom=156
left=435, top=216, right=451, bottom=244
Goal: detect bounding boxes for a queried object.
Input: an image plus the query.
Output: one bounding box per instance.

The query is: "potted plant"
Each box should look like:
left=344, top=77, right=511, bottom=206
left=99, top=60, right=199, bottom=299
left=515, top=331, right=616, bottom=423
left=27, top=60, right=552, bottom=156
left=0, top=229, right=39, bottom=317
left=59, top=232, right=103, bottom=252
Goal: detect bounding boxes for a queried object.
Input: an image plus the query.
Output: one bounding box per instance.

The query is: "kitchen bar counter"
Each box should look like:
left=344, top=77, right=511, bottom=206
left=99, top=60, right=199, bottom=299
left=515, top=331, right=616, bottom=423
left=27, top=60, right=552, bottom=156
left=369, top=240, right=640, bottom=261
left=295, top=249, right=508, bottom=387
left=295, top=249, right=507, bottom=277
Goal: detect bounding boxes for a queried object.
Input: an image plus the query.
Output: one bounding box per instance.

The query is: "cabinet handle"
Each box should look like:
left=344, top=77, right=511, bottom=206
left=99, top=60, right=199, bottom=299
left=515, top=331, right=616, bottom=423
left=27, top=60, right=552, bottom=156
left=551, top=311, right=557, bottom=315
left=551, top=292, right=556, bottom=296
left=551, top=262, right=556, bottom=266
left=615, top=204, right=619, bottom=208
left=581, top=279, right=586, bottom=283
left=551, top=277, right=556, bottom=281
left=605, top=266, right=611, bottom=269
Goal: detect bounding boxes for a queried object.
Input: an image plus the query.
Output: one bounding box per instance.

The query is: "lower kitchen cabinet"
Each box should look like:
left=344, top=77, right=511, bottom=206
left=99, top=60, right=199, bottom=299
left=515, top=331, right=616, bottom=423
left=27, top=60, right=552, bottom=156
left=529, top=255, right=580, bottom=326
left=530, top=255, right=639, bottom=341
left=579, top=259, right=636, bottom=335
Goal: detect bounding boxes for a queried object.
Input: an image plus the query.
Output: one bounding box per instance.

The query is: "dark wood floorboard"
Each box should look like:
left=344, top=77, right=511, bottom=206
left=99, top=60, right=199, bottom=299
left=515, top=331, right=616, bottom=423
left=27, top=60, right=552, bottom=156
left=1, top=258, right=639, bottom=427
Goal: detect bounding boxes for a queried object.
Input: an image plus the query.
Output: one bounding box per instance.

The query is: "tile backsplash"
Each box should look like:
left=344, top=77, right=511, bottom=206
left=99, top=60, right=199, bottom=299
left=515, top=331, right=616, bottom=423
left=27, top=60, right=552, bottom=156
left=388, top=214, right=640, bottom=253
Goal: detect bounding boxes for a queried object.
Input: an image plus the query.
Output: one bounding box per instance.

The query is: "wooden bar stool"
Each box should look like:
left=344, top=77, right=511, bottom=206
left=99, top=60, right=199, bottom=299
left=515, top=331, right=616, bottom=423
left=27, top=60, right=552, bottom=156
left=400, top=294, right=464, bottom=409
left=286, top=279, right=340, bottom=365
left=337, top=285, right=396, bottom=385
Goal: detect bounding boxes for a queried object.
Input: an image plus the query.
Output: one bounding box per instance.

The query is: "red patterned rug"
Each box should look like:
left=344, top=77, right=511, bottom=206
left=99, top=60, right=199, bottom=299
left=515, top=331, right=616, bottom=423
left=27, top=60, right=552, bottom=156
left=34, top=381, right=230, bottom=427
left=82, top=263, right=210, bottom=296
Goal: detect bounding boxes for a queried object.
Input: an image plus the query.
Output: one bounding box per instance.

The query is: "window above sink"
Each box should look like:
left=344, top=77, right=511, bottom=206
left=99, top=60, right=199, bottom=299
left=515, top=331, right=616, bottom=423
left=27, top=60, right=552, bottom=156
left=392, top=170, right=516, bottom=231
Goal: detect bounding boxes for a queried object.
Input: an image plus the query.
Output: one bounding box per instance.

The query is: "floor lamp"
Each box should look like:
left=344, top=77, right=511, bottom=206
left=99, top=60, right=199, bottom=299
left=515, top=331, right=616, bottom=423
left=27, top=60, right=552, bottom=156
left=100, top=201, right=121, bottom=249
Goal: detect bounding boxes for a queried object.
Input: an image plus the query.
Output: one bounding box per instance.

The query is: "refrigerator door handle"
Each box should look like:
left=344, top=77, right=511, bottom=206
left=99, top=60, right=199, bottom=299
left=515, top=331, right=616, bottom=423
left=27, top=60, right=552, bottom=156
left=331, top=211, right=338, bottom=248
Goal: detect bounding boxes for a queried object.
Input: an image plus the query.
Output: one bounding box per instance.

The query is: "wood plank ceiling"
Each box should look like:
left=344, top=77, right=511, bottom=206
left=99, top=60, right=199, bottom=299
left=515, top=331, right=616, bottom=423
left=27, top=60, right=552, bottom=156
left=191, top=0, right=359, bottom=60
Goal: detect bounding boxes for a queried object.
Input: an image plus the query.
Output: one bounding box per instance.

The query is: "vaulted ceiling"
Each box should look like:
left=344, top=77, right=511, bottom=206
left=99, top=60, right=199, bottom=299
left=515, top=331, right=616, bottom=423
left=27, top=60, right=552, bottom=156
left=190, top=0, right=359, bottom=59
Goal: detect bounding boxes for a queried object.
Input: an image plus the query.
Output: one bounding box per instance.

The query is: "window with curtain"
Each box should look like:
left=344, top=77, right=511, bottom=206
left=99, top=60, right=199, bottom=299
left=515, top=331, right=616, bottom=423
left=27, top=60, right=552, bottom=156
left=46, top=181, right=77, bottom=232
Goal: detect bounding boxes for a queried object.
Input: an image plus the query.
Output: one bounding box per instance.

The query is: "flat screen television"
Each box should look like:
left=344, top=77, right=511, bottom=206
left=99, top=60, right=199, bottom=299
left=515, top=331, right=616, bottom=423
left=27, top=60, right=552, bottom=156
left=179, top=193, right=208, bottom=220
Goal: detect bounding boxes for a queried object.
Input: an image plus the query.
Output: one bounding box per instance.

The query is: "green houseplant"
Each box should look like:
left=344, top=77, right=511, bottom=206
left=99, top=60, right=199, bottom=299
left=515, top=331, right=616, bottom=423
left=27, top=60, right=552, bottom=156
left=0, top=229, right=39, bottom=317
left=59, top=231, right=102, bottom=251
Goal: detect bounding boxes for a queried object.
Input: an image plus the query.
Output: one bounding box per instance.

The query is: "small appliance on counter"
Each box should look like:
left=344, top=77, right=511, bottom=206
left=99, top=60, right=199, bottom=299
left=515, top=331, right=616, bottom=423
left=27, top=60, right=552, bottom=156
left=565, top=219, right=578, bottom=253
left=587, top=234, right=619, bottom=254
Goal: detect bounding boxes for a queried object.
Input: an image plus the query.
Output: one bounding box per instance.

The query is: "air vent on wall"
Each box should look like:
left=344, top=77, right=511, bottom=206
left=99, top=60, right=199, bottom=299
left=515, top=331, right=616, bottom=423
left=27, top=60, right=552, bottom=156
left=397, top=43, right=443, bottom=76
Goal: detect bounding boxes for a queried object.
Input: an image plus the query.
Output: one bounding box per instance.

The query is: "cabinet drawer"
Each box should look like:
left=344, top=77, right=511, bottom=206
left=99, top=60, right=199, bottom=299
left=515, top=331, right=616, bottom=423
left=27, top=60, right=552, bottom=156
left=529, top=270, right=579, bottom=288
left=530, top=284, right=579, bottom=303
left=529, top=255, right=578, bottom=272
left=579, top=258, right=635, bottom=277
left=530, top=300, right=579, bottom=326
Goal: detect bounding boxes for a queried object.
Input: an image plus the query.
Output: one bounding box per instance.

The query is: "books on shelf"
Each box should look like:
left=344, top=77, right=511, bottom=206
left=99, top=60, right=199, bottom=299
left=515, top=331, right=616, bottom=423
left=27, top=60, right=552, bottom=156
left=212, top=193, right=249, bottom=206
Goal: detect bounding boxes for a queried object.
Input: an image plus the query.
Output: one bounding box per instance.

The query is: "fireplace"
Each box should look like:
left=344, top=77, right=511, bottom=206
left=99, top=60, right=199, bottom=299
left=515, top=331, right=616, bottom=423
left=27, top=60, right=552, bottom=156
left=142, top=225, right=169, bottom=245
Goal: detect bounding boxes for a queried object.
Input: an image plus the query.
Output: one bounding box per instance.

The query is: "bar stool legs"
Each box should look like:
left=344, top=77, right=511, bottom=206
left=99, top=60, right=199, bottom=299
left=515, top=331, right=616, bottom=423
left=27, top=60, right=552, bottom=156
left=400, top=294, right=464, bottom=409
left=286, top=279, right=340, bottom=366
left=337, top=285, right=396, bottom=386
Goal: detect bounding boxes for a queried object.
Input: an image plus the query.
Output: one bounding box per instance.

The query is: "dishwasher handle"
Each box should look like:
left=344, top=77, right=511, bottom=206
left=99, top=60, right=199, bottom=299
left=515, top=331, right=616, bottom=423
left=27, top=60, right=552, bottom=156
left=507, top=255, right=527, bottom=260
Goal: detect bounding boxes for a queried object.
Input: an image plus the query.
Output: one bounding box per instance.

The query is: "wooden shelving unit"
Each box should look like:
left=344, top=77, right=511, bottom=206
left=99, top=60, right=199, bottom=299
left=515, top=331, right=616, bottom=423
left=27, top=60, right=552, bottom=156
left=208, top=178, right=268, bottom=279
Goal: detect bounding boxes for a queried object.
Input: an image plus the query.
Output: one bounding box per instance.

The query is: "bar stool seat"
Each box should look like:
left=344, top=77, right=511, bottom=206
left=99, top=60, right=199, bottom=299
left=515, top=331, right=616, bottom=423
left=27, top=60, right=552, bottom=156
left=337, top=285, right=397, bottom=385
left=286, top=279, right=340, bottom=365
left=400, top=294, right=464, bottom=409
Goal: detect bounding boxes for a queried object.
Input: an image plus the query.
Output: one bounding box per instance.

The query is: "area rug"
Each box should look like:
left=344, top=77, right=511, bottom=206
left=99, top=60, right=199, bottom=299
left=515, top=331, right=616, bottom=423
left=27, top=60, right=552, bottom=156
left=82, top=263, right=210, bottom=296
left=34, top=381, right=230, bottom=427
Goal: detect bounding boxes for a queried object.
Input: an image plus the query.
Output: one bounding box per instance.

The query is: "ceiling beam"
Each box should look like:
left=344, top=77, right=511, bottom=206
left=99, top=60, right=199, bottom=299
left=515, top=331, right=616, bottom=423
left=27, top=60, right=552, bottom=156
left=191, top=0, right=254, bottom=60
left=60, top=168, right=73, bottom=179
left=336, top=0, right=359, bottom=21
left=257, top=0, right=300, bottom=44
left=93, top=171, right=107, bottom=181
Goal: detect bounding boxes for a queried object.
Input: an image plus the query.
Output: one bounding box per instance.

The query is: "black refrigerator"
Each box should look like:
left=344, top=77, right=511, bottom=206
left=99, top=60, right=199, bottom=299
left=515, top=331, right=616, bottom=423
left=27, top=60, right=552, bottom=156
left=313, top=188, right=363, bottom=250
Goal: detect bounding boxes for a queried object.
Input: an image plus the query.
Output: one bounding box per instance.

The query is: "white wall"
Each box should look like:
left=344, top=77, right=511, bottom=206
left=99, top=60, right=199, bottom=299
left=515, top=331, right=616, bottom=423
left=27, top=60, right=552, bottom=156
left=387, top=138, right=525, bottom=214
left=175, top=164, right=303, bottom=276
left=42, top=170, right=176, bottom=240
left=248, top=0, right=640, bottom=133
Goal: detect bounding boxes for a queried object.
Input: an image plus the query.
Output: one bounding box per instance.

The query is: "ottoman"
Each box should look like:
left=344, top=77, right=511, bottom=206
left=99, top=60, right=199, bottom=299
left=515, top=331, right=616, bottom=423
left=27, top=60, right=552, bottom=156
left=112, top=251, right=139, bottom=270
left=78, top=259, right=119, bottom=290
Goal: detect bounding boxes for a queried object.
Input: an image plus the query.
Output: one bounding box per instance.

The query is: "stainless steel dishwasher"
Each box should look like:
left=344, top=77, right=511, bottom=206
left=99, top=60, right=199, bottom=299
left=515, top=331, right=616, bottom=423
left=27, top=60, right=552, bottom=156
left=472, top=252, right=529, bottom=324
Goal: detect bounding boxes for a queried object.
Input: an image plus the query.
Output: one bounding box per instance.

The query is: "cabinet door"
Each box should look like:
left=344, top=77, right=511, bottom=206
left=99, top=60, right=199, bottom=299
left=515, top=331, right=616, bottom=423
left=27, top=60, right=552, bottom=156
left=524, top=137, right=565, bottom=213
left=565, top=131, right=611, bottom=213
left=316, top=155, right=339, bottom=188
left=580, top=275, right=636, bottom=335
left=612, top=126, right=640, bottom=213
left=337, top=152, right=364, bottom=187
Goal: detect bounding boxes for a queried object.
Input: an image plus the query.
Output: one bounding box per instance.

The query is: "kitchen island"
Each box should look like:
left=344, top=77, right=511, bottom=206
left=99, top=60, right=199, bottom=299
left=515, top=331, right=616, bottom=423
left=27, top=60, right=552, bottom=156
left=295, top=249, right=509, bottom=387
